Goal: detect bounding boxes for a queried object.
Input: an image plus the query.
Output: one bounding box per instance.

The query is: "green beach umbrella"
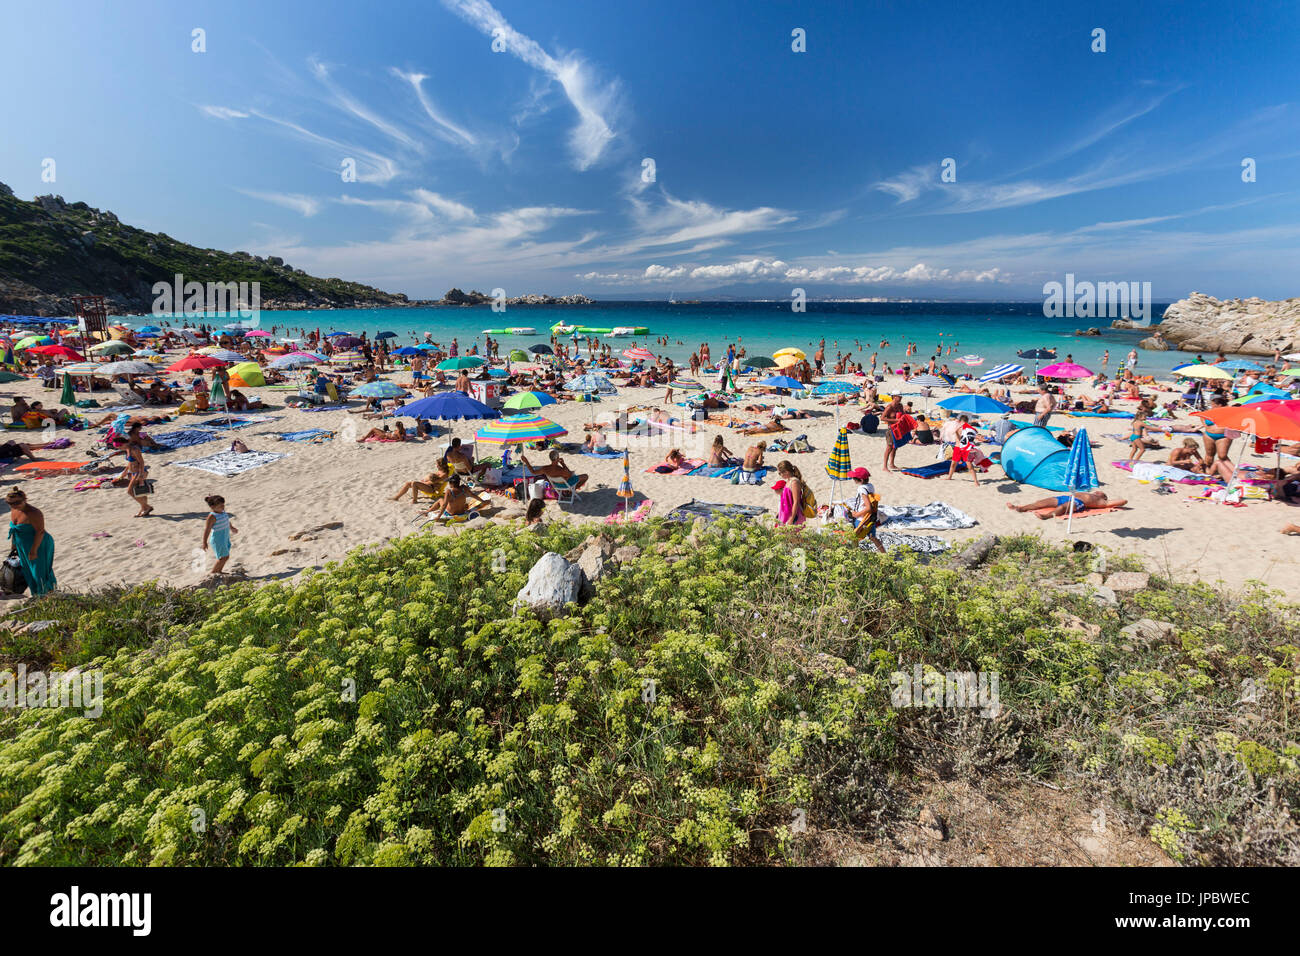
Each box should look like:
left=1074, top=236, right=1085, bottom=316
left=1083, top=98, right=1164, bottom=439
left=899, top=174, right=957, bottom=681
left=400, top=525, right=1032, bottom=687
left=0, top=371, right=25, bottom=384
left=437, top=356, right=487, bottom=371
left=503, top=390, right=558, bottom=414
left=747, top=356, right=779, bottom=369
left=508, top=349, right=529, bottom=362
left=89, top=340, right=133, bottom=355
left=59, top=372, right=76, bottom=406
left=210, top=376, right=226, bottom=407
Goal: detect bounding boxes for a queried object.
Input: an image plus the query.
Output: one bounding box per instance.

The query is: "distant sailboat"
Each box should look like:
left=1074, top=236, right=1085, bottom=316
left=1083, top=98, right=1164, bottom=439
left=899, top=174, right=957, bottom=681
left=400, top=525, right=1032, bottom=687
left=668, top=291, right=677, bottom=304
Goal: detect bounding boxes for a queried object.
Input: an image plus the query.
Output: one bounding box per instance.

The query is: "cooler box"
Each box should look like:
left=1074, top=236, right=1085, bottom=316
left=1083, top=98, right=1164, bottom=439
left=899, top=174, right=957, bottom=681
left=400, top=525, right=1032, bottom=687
left=469, top=380, right=503, bottom=408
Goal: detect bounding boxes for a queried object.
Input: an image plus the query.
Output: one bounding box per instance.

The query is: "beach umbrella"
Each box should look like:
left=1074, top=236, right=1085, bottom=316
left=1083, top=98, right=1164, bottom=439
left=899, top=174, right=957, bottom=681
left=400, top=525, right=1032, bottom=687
left=623, top=347, right=656, bottom=363
left=28, top=344, right=85, bottom=360
left=60, top=363, right=100, bottom=376
left=937, top=394, right=1012, bottom=415
left=955, top=354, right=985, bottom=366
left=502, top=391, right=557, bottom=414
left=14, top=335, right=51, bottom=349
left=1017, top=349, right=1057, bottom=360
left=1174, top=364, right=1234, bottom=381
left=745, top=357, right=779, bottom=369
left=527, top=344, right=554, bottom=355
left=415, top=343, right=439, bottom=351
left=132, top=348, right=161, bottom=357
left=1061, top=427, right=1100, bottom=534
left=1194, top=400, right=1300, bottom=442
left=88, top=340, right=132, bottom=355
left=59, top=372, right=75, bottom=406
left=243, top=329, right=272, bottom=338
left=617, top=449, right=635, bottom=516
left=1038, top=362, right=1093, bottom=379
left=333, top=336, right=365, bottom=349
left=774, top=347, right=806, bottom=362
left=826, top=427, right=852, bottom=505
left=475, top=414, right=568, bottom=446
left=1279, top=368, right=1300, bottom=378
left=0, top=371, right=24, bottom=384
left=567, top=374, right=618, bottom=394
left=398, top=392, right=499, bottom=421
left=979, top=363, right=1024, bottom=383
left=392, top=346, right=423, bottom=357
left=773, top=354, right=804, bottom=369
left=324, top=330, right=353, bottom=337
left=1216, top=359, right=1264, bottom=372
left=270, top=354, right=321, bottom=369
left=227, top=361, right=266, bottom=388
left=135, top=325, right=162, bottom=334
left=199, top=347, right=246, bottom=362
left=1231, top=383, right=1292, bottom=405
left=907, top=374, right=950, bottom=388
left=100, top=360, right=159, bottom=376
left=758, top=375, right=804, bottom=390
left=350, top=380, right=408, bottom=399
left=508, top=349, right=529, bottom=362
left=437, top=356, right=487, bottom=371
left=375, top=331, right=397, bottom=339
left=167, top=353, right=225, bottom=371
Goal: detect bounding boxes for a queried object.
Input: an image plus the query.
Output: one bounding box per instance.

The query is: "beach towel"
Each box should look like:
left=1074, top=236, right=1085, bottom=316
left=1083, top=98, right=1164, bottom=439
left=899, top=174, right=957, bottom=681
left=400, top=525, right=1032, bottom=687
left=899, top=461, right=968, bottom=479
left=1031, top=504, right=1128, bottom=519
left=605, top=500, right=654, bottom=524
left=201, top=415, right=275, bottom=430
left=150, top=429, right=221, bottom=450
left=878, top=502, right=977, bottom=531
left=875, top=532, right=950, bottom=554
left=690, top=465, right=738, bottom=479
left=170, top=450, right=287, bottom=477
left=301, top=403, right=350, bottom=413
left=1067, top=410, right=1135, bottom=418
left=582, top=449, right=624, bottom=459
left=275, top=429, right=334, bottom=442
left=1112, top=460, right=1216, bottom=484
left=664, top=499, right=767, bottom=524
left=645, top=458, right=705, bottom=476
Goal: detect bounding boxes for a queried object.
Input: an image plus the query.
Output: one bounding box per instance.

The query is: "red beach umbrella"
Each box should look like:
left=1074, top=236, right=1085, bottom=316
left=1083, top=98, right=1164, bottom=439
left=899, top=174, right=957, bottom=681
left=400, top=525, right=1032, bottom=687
left=166, top=353, right=227, bottom=372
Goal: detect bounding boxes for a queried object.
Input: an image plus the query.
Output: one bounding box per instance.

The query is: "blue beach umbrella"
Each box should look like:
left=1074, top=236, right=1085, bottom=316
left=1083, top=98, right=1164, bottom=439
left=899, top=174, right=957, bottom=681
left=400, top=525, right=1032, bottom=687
left=351, top=381, right=409, bottom=399
left=758, top=375, right=804, bottom=389
left=375, top=331, right=397, bottom=339
left=567, top=374, right=618, bottom=394
left=937, top=394, right=1012, bottom=415
left=397, top=392, right=499, bottom=421
left=1062, top=427, right=1100, bottom=533
left=392, top=346, right=423, bottom=357
left=1216, top=359, right=1264, bottom=373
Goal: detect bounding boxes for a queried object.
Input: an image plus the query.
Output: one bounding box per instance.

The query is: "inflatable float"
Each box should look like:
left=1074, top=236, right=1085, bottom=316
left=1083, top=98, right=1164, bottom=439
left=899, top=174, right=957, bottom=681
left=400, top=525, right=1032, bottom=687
left=481, top=327, right=537, bottom=335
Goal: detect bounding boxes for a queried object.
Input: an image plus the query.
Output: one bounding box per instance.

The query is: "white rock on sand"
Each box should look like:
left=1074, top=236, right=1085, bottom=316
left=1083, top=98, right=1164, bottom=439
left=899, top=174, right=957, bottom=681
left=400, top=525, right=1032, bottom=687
left=2, top=367, right=1296, bottom=600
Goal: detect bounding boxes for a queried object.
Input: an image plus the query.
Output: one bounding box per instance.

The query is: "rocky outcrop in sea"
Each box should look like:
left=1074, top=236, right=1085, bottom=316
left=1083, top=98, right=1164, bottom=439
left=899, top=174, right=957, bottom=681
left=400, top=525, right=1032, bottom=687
left=1138, top=293, right=1300, bottom=356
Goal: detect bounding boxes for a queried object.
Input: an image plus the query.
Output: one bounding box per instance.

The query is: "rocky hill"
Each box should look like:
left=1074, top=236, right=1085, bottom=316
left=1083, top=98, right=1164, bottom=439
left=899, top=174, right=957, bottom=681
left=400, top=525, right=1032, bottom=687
left=1140, top=292, right=1300, bottom=356
left=0, top=182, right=410, bottom=315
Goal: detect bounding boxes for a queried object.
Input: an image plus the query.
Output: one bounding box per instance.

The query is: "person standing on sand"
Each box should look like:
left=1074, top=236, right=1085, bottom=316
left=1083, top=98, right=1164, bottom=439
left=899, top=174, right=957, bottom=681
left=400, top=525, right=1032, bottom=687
left=123, top=424, right=153, bottom=518
left=1034, top=385, right=1056, bottom=427
left=202, top=494, right=238, bottom=575
left=6, top=488, right=55, bottom=596
left=946, top=415, right=981, bottom=484
left=882, top=395, right=910, bottom=472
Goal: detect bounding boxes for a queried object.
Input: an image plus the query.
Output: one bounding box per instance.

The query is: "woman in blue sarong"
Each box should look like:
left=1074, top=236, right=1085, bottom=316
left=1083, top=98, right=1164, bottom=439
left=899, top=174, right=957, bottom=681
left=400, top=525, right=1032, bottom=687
left=6, top=488, right=55, bottom=596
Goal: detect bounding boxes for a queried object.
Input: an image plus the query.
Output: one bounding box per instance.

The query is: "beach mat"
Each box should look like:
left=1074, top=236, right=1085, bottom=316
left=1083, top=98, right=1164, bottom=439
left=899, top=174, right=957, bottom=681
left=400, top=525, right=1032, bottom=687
left=1067, top=411, right=1135, bottom=418
left=875, top=532, right=950, bottom=554
left=664, top=499, right=767, bottom=524
left=199, top=415, right=275, bottom=430
left=15, top=460, right=91, bottom=472
left=150, top=428, right=220, bottom=450
left=170, top=450, right=287, bottom=477
left=582, top=450, right=624, bottom=459
left=275, top=429, right=334, bottom=442
left=899, top=461, right=967, bottom=479
left=1031, top=505, right=1128, bottom=520
left=878, top=502, right=977, bottom=531
left=1111, top=460, right=1217, bottom=484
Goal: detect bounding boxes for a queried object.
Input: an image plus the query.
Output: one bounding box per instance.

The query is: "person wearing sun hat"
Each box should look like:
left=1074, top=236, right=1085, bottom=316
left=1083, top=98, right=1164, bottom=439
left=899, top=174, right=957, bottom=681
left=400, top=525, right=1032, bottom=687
left=844, top=466, right=885, bottom=552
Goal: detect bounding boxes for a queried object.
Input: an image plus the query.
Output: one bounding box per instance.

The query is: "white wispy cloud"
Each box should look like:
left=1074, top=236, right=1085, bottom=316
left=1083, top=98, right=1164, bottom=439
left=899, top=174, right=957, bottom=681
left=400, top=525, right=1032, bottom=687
left=391, top=68, right=478, bottom=146
left=198, top=105, right=249, bottom=120
left=236, top=189, right=323, bottom=217
left=308, top=57, right=420, bottom=151
left=441, top=0, right=622, bottom=170
left=245, top=108, right=401, bottom=183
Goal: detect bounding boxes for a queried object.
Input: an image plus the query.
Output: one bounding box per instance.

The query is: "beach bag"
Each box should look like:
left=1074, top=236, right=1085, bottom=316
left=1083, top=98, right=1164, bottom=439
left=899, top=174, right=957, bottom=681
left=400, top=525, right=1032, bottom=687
left=789, top=434, right=812, bottom=453
left=1, top=548, right=27, bottom=595
left=801, top=485, right=817, bottom=519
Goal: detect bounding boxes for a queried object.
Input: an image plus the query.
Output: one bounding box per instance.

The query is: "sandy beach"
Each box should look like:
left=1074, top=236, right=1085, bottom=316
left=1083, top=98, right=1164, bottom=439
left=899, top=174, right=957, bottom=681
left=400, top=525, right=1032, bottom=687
left=3, top=362, right=1296, bottom=602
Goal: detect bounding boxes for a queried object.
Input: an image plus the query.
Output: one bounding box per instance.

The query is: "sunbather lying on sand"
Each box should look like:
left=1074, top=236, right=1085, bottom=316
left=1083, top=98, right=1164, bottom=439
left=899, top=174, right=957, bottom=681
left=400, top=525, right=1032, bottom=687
left=1008, top=491, right=1127, bottom=518
left=358, top=422, right=412, bottom=442
left=391, top=462, right=451, bottom=502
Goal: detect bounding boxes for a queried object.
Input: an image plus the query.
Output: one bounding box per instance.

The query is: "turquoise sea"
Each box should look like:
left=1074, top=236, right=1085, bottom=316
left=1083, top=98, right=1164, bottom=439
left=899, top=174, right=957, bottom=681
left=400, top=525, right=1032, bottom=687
left=137, top=301, right=1208, bottom=375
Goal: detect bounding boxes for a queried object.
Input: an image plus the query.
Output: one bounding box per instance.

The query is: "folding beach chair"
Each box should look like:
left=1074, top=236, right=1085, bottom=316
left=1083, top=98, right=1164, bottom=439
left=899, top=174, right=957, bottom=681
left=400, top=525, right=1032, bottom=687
left=547, top=474, right=581, bottom=506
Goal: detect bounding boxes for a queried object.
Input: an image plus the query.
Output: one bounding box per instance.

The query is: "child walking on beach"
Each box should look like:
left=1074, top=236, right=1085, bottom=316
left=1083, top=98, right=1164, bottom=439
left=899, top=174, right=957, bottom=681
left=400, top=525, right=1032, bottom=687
left=202, top=495, right=238, bottom=574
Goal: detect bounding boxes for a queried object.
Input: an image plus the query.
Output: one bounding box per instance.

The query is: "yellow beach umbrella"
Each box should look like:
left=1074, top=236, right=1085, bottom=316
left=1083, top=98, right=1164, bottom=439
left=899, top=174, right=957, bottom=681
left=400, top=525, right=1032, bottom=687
left=1173, top=364, right=1234, bottom=381
left=774, top=347, right=806, bottom=361
left=228, top=361, right=265, bottom=387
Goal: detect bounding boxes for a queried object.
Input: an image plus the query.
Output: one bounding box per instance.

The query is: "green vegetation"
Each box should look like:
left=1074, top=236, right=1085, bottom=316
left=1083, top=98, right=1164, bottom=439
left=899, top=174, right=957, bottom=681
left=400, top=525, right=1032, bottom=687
left=0, top=184, right=408, bottom=313
left=0, top=521, right=1295, bottom=866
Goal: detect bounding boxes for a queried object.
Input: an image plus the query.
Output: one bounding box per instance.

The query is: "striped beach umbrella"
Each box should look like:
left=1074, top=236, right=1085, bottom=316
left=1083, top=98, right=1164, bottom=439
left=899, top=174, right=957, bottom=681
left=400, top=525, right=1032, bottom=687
left=617, top=449, right=635, bottom=515
left=908, top=374, right=950, bottom=388
left=826, top=426, right=852, bottom=505
left=979, top=363, right=1023, bottom=383
left=623, top=347, right=656, bottom=363
left=474, top=414, right=568, bottom=445
left=351, top=381, right=409, bottom=398
left=811, top=380, right=860, bottom=396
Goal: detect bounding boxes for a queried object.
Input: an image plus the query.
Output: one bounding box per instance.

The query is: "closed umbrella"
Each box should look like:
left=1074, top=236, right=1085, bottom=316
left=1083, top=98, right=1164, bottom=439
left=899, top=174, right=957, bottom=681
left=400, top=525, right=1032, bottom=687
left=1061, top=427, right=1099, bottom=534
left=59, top=372, right=75, bottom=406
left=617, top=449, right=635, bottom=516
left=826, top=426, right=852, bottom=504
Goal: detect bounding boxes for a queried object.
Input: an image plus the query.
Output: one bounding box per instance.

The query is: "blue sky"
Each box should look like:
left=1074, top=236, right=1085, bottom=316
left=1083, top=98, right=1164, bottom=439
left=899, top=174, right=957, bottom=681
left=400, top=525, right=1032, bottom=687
left=2, top=0, right=1298, bottom=300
